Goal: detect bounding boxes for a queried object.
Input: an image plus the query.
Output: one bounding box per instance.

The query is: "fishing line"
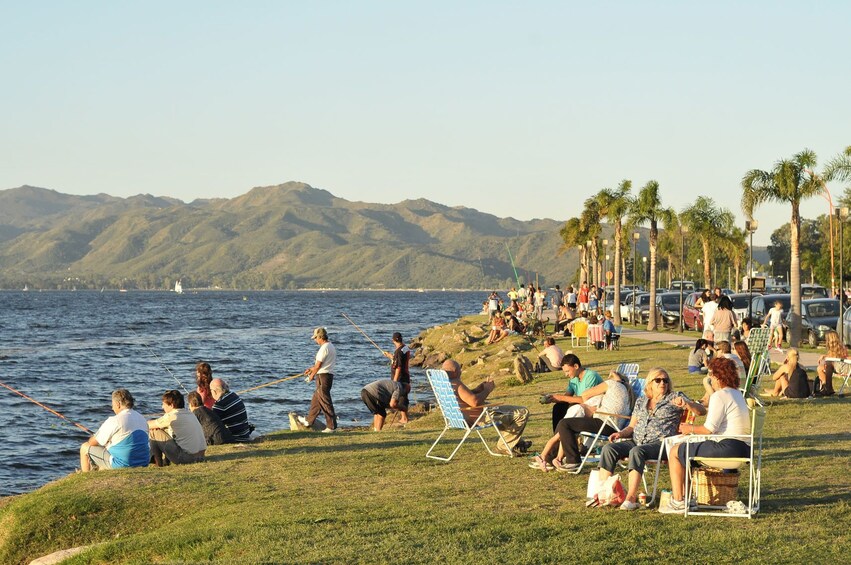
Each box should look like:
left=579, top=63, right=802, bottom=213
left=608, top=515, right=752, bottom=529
left=0, top=380, right=93, bottom=435
left=130, top=327, right=189, bottom=394
left=341, top=312, right=385, bottom=354
left=237, top=372, right=306, bottom=395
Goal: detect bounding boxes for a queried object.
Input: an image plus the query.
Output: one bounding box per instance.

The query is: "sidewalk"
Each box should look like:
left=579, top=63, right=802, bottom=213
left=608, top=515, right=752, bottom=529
left=618, top=326, right=822, bottom=369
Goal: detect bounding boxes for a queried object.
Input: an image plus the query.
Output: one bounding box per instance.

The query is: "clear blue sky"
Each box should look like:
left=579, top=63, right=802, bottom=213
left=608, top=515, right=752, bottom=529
left=1, top=1, right=849, bottom=245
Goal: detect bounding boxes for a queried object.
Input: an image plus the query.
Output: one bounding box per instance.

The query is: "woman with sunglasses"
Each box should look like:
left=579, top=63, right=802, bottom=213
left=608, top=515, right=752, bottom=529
left=594, top=368, right=706, bottom=511
left=660, top=357, right=751, bottom=513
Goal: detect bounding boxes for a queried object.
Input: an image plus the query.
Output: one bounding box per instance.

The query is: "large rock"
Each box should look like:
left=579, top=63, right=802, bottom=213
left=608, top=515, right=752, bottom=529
left=422, top=351, right=449, bottom=368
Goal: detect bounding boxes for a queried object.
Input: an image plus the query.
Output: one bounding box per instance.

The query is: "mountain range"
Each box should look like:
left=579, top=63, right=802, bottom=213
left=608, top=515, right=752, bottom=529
left=0, top=182, right=587, bottom=290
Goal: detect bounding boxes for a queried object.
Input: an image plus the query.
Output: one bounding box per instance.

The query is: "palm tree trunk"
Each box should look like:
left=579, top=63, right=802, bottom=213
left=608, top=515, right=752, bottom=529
left=666, top=253, right=673, bottom=288
left=647, top=224, right=659, bottom=331
left=613, top=222, right=623, bottom=325
left=789, top=203, right=802, bottom=347
left=702, top=239, right=711, bottom=289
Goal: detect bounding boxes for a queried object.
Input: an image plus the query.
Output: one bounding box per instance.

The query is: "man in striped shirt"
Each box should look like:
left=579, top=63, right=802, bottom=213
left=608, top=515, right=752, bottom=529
left=210, top=378, right=253, bottom=442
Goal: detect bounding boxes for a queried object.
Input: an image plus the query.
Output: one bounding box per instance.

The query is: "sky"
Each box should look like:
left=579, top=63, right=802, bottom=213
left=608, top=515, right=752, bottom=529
left=1, top=1, right=849, bottom=245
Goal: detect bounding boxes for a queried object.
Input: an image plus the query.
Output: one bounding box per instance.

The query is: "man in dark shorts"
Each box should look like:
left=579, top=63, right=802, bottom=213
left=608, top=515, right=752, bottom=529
left=360, top=379, right=409, bottom=431
left=383, top=332, right=410, bottom=425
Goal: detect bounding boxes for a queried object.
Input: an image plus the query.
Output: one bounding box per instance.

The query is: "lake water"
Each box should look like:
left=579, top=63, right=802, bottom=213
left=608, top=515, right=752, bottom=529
left=0, top=290, right=477, bottom=496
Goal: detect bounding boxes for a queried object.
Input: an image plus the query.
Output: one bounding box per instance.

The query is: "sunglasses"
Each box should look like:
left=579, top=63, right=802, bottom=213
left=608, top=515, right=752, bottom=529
left=652, top=378, right=670, bottom=384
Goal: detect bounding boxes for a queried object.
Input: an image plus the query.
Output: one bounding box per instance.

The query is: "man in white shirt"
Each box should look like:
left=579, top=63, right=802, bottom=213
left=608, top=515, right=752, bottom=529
left=148, top=389, right=207, bottom=466
left=300, top=327, right=338, bottom=432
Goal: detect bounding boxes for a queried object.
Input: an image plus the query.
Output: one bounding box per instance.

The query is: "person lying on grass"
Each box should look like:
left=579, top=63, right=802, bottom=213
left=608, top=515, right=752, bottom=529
left=593, top=368, right=706, bottom=511
left=530, top=370, right=634, bottom=472
left=660, top=357, right=751, bottom=514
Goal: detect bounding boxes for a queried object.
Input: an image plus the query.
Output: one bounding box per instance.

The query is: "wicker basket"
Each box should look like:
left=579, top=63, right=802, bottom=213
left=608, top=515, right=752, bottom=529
left=692, top=467, right=740, bottom=505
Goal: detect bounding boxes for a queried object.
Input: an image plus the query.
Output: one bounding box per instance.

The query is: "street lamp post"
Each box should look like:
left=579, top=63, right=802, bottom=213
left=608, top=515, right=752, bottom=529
left=632, top=232, right=639, bottom=326
left=746, top=220, right=759, bottom=321
left=642, top=256, right=648, bottom=289
left=837, top=207, right=848, bottom=345
left=679, top=225, right=688, bottom=332
left=603, top=238, right=609, bottom=314
left=770, top=260, right=773, bottom=279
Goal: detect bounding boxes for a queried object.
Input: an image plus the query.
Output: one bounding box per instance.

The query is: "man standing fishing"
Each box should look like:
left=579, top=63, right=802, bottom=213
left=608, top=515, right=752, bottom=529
left=80, top=389, right=150, bottom=472
left=298, top=327, right=338, bottom=432
left=383, top=331, right=410, bottom=425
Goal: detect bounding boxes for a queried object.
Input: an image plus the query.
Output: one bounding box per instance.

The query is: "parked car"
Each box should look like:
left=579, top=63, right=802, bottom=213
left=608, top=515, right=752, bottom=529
left=751, top=294, right=791, bottom=322
left=786, top=298, right=840, bottom=346
left=682, top=291, right=704, bottom=331
left=727, top=293, right=754, bottom=326
left=670, top=280, right=696, bottom=293
left=626, top=292, right=652, bottom=324
left=801, top=284, right=829, bottom=300
left=838, top=307, right=851, bottom=347
left=656, top=292, right=684, bottom=328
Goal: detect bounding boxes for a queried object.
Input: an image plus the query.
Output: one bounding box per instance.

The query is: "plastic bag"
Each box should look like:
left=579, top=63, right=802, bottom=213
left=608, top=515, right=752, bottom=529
left=598, top=474, right=626, bottom=507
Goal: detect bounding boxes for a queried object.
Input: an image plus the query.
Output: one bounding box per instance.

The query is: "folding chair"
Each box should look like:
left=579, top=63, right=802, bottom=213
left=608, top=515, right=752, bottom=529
left=571, top=410, right=631, bottom=474
left=570, top=320, right=589, bottom=348
left=587, top=324, right=604, bottom=350
left=743, top=328, right=771, bottom=405
left=617, top=363, right=640, bottom=381
left=424, top=369, right=512, bottom=462
left=609, top=325, right=623, bottom=350
left=823, top=357, right=851, bottom=394
left=645, top=410, right=697, bottom=506
left=682, top=404, right=766, bottom=517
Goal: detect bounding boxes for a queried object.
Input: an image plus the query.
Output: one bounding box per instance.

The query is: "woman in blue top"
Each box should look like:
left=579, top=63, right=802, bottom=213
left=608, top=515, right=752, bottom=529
left=595, top=368, right=706, bottom=510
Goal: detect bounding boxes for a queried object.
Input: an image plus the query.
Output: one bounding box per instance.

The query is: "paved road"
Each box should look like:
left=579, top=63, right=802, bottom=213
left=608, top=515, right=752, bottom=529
left=619, top=326, right=823, bottom=369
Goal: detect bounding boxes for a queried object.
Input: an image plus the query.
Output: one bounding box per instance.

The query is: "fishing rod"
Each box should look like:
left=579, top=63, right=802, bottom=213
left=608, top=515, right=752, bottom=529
left=0, top=380, right=93, bottom=435
left=130, top=328, right=189, bottom=394
left=341, top=313, right=385, bottom=354
left=238, top=372, right=306, bottom=395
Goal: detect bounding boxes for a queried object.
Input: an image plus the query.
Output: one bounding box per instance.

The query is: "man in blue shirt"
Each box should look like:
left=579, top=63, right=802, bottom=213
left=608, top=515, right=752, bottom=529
left=80, top=388, right=150, bottom=472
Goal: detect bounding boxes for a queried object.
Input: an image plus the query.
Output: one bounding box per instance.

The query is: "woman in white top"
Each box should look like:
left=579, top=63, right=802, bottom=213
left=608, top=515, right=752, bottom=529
left=530, top=371, right=634, bottom=472
left=660, top=357, right=751, bottom=513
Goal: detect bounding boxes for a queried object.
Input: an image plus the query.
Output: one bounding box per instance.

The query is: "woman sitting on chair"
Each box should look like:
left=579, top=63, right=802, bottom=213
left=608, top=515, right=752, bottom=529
left=763, top=348, right=810, bottom=398
left=660, top=357, right=751, bottom=514
left=594, top=368, right=706, bottom=511
left=530, top=370, right=633, bottom=472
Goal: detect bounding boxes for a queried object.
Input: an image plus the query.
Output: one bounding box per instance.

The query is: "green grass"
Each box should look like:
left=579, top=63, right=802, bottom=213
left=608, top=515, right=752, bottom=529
left=1, top=316, right=849, bottom=564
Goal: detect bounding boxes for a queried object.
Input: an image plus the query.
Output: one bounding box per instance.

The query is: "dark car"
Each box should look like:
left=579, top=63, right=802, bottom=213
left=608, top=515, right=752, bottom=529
left=682, top=291, right=704, bottom=331
left=750, top=294, right=791, bottom=323
left=728, top=293, right=754, bottom=326
left=786, top=298, right=840, bottom=346
left=626, top=292, right=652, bottom=324
left=656, top=292, right=684, bottom=328
left=801, top=284, right=829, bottom=300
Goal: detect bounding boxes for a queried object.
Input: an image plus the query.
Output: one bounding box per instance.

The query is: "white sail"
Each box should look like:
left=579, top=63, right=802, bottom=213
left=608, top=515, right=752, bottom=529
left=174, top=280, right=183, bottom=294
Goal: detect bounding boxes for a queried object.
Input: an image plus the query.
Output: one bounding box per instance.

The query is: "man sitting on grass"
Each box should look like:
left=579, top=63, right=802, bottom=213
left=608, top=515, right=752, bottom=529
left=148, top=389, right=207, bottom=466
left=441, top=359, right=531, bottom=456
left=187, top=391, right=233, bottom=445
left=80, top=388, right=149, bottom=472
left=536, top=337, right=565, bottom=373
left=211, top=378, right=254, bottom=441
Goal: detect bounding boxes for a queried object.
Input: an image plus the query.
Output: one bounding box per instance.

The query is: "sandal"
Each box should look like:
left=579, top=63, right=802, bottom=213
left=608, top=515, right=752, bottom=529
left=552, top=458, right=580, bottom=472
left=528, top=454, right=554, bottom=472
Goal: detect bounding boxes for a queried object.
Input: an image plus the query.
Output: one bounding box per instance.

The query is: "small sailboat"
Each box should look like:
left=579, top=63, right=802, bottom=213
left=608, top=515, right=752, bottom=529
left=174, top=280, right=183, bottom=294
left=22, top=284, right=28, bottom=291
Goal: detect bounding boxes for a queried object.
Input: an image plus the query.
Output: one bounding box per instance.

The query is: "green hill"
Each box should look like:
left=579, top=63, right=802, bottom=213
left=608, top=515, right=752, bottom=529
left=0, top=182, right=581, bottom=290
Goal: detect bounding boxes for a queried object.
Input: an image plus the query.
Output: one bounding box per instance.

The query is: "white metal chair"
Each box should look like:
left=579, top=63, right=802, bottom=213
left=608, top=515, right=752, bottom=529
left=823, top=357, right=851, bottom=394
left=616, top=363, right=640, bottom=381
left=682, top=404, right=766, bottom=517
left=571, top=410, right=631, bottom=474
left=424, top=369, right=511, bottom=462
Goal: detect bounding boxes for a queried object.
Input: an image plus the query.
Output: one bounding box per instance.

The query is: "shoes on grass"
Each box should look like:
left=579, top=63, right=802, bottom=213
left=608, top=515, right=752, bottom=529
left=552, top=459, right=580, bottom=472
left=619, top=500, right=641, bottom=511
left=528, top=455, right=554, bottom=471
left=321, top=427, right=336, bottom=433
left=659, top=498, right=686, bottom=514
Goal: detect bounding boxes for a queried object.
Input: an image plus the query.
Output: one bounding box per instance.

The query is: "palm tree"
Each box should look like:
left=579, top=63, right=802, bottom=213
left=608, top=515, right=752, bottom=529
left=720, top=227, right=747, bottom=291
left=824, top=146, right=851, bottom=184
left=580, top=198, right=603, bottom=287
left=595, top=180, right=633, bottom=324
left=742, top=149, right=823, bottom=347
left=657, top=214, right=681, bottom=288
left=681, top=197, right=735, bottom=290
left=629, top=181, right=675, bottom=331
left=560, top=217, right=589, bottom=283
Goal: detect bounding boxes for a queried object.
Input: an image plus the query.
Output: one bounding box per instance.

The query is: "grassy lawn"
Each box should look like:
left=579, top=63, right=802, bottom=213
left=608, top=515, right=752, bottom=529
left=1, top=316, right=849, bottom=564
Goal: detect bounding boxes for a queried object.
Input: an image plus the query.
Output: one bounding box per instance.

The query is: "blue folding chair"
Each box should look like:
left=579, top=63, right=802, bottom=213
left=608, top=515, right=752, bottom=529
left=616, top=363, right=640, bottom=381
left=425, top=369, right=511, bottom=461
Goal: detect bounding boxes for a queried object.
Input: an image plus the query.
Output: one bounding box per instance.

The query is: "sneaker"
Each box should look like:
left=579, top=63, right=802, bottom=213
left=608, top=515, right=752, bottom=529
left=321, top=427, right=336, bottom=433
left=516, top=439, right=533, bottom=453
left=296, top=415, right=311, bottom=428
left=619, top=500, right=641, bottom=511
left=658, top=498, right=686, bottom=514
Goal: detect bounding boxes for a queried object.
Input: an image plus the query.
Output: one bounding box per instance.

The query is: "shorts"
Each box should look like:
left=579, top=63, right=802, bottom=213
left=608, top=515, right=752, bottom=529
left=87, top=445, right=113, bottom=470
left=361, top=389, right=387, bottom=418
